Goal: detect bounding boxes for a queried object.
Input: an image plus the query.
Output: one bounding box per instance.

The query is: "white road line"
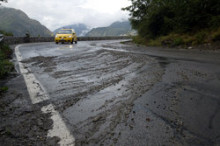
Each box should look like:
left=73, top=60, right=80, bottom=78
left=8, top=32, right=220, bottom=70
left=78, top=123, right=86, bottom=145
left=15, top=44, right=75, bottom=146
left=42, top=104, right=75, bottom=146
left=15, top=45, right=49, bottom=104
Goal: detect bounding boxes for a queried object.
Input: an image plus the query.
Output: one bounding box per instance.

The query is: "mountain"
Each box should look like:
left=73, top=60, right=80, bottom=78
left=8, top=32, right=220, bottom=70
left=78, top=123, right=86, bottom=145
left=53, top=23, right=90, bottom=36
left=0, top=7, right=51, bottom=37
left=86, top=21, right=134, bottom=37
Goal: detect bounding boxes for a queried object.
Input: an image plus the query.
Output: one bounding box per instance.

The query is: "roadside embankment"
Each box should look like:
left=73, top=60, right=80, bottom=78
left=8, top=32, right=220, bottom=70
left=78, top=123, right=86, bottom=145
left=132, top=27, right=220, bottom=50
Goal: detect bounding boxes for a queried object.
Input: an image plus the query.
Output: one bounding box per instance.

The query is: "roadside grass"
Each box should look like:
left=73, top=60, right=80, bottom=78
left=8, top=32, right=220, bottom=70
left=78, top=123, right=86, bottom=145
left=0, top=43, right=13, bottom=79
left=0, top=86, right=8, bottom=93
left=132, top=35, right=146, bottom=45
left=0, top=30, right=13, bottom=36
left=133, top=27, right=220, bottom=48
left=0, top=42, right=13, bottom=94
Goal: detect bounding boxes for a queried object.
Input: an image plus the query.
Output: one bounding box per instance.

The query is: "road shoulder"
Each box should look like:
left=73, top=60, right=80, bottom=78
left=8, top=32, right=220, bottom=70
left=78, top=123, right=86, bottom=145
left=0, top=45, right=60, bottom=146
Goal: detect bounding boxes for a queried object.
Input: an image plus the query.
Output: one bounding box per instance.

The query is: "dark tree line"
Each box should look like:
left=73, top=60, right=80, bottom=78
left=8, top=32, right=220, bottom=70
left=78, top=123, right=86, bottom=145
left=123, top=0, right=220, bottom=38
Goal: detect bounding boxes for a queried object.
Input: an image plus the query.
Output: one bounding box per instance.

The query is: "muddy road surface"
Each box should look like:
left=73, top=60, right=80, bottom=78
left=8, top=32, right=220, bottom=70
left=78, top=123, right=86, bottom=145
left=10, top=40, right=220, bottom=145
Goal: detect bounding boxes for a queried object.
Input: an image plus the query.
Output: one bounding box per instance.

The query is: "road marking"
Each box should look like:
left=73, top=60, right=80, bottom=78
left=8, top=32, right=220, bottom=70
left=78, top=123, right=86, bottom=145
left=15, top=45, right=49, bottom=104
left=42, top=104, right=75, bottom=146
left=15, top=44, right=75, bottom=146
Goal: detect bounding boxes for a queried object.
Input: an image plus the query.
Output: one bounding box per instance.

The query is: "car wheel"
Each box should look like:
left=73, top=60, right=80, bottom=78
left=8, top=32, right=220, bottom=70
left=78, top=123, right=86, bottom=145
left=75, top=41, right=77, bottom=44
left=71, top=39, right=73, bottom=44
left=56, top=42, right=58, bottom=44
left=61, top=42, right=64, bottom=44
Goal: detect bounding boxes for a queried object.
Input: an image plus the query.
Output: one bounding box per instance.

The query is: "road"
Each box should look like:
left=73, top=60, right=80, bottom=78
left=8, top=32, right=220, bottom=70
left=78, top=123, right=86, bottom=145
left=15, top=40, right=220, bottom=145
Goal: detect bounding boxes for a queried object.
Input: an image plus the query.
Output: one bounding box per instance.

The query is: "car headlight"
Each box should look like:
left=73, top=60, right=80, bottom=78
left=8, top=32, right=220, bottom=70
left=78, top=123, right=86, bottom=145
left=55, top=35, right=58, bottom=38
left=68, top=36, right=72, bottom=38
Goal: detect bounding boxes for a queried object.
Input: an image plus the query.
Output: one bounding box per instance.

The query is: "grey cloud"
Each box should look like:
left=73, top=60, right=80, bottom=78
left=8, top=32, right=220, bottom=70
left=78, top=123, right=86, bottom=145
left=4, top=0, right=130, bottom=30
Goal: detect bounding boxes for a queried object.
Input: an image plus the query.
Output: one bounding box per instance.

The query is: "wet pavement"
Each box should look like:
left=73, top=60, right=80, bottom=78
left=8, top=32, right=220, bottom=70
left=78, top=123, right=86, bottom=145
left=16, top=40, right=220, bottom=145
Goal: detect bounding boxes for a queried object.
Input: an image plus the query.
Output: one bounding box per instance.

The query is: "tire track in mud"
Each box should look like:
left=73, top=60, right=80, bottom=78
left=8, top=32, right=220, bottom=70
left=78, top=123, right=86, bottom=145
left=15, top=45, right=75, bottom=146
left=21, top=45, right=165, bottom=145
left=57, top=51, right=165, bottom=145
left=18, top=41, right=220, bottom=145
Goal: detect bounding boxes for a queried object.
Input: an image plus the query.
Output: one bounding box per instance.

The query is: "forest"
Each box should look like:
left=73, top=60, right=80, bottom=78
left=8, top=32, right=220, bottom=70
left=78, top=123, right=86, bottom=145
left=123, top=0, right=220, bottom=46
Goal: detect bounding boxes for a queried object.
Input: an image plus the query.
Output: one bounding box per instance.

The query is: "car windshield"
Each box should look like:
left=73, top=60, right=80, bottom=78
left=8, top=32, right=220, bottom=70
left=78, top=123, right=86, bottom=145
left=58, top=30, right=72, bottom=34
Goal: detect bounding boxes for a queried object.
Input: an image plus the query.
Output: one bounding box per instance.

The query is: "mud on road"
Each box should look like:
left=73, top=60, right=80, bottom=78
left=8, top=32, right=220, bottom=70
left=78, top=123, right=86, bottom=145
left=0, top=73, right=60, bottom=145
left=1, top=40, right=220, bottom=145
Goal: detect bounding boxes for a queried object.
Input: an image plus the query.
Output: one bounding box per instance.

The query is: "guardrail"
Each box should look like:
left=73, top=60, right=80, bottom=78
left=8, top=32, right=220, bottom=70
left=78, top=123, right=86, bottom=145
left=3, top=36, right=131, bottom=45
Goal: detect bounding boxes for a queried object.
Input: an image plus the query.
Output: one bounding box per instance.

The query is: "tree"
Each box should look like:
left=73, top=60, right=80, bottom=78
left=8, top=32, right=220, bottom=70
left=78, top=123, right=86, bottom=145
left=123, top=0, right=220, bottom=38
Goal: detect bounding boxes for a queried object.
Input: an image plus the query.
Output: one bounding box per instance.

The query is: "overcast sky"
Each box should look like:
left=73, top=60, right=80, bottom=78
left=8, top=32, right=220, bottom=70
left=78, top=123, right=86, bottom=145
left=2, top=0, right=131, bottom=31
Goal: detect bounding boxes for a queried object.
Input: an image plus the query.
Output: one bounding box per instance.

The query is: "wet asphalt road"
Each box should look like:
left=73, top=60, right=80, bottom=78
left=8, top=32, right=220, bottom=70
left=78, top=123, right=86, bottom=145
left=16, top=40, right=220, bottom=145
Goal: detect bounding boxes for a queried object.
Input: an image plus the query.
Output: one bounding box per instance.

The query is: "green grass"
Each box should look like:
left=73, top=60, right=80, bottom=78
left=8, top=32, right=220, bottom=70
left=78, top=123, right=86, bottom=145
left=133, top=27, right=220, bottom=48
left=0, top=30, right=13, bottom=36
left=0, top=86, right=8, bottom=93
left=0, top=60, right=14, bottom=79
left=0, top=43, right=13, bottom=79
left=0, top=43, right=13, bottom=94
left=132, top=36, right=146, bottom=45
left=211, top=27, right=220, bottom=42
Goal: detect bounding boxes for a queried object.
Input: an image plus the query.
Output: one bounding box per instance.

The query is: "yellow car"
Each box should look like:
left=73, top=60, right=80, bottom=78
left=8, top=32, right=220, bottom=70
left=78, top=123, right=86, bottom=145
left=55, top=29, right=77, bottom=44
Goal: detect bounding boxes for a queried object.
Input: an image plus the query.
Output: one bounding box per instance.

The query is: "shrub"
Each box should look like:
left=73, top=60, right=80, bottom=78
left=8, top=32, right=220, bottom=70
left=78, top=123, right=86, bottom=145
left=132, top=35, right=146, bottom=45
left=0, top=43, right=13, bottom=79
left=195, top=31, right=208, bottom=44
left=173, top=38, right=184, bottom=46
left=133, top=27, right=220, bottom=48
left=0, top=43, right=12, bottom=59
left=0, top=86, right=8, bottom=93
left=0, top=30, right=13, bottom=36
left=0, top=60, right=13, bottom=79
left=148, top=39, right=161, bottom=46
left=211, top=27, right=220, bottom=41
